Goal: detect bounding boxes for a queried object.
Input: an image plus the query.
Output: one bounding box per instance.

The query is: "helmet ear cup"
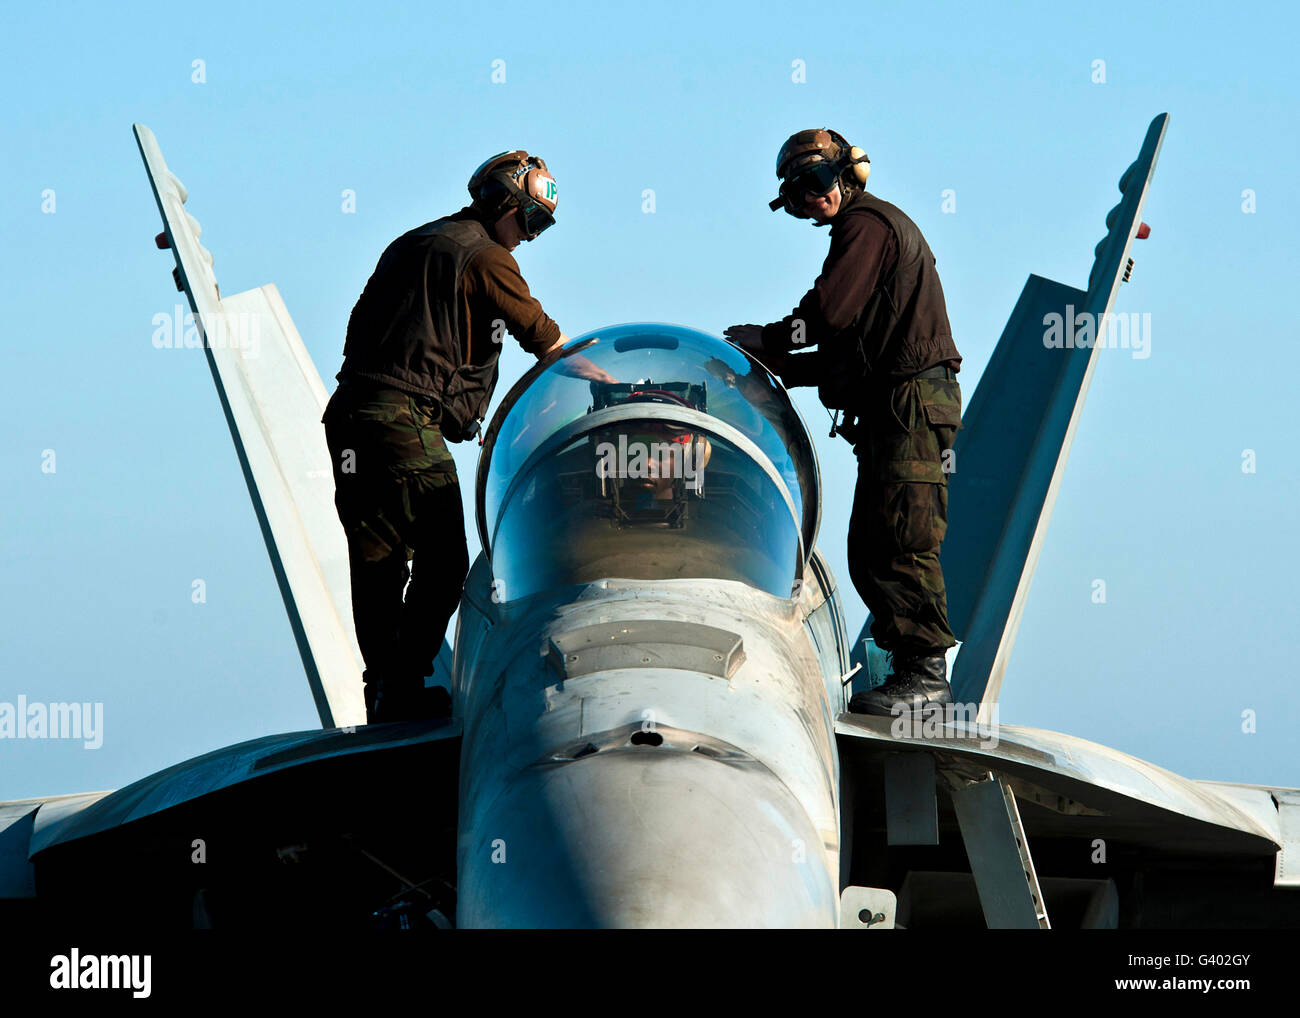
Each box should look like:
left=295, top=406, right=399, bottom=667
left=823, top=129, right=870, bottom=189
left=848, top=145, right=870, bottom=186
left=481, top=178, right=517, bottom=221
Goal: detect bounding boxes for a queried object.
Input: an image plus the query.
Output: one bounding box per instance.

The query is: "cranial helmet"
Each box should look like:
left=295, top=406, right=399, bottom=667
left=468, top=150, right=559, bottom=238
left=769, top=128, right=870, bottom=218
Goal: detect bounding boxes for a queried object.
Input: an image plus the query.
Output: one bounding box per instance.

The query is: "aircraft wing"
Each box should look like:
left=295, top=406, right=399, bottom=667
left=1, top=721, right=461, bottom=926
left=851, top=114, right=1170, bottom=718
left=836, top=716, right=1300, bottom=927
left=1, top=793, right=112, bottom=899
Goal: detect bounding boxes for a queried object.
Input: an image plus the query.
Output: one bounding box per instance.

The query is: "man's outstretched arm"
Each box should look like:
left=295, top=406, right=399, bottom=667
left=465, top=247, right=613, bottom=382
left=726, top=211, right=897, bottom=355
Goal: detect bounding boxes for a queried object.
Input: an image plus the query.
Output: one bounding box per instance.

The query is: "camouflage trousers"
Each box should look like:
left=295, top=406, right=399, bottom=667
left=846, top=373, right=962, bottom=657
left=322, top=382, right=469, bottom=709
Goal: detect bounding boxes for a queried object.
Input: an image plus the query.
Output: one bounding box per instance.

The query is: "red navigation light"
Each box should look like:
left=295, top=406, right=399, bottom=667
left=1136, top=222, right=1151, bottom=239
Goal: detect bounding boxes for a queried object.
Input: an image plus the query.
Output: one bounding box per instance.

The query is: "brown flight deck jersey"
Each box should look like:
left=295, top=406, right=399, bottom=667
left=460, top=243, right=562, bottom=360
left=337, top=206, right=561, bottom=437
left=758, top=190, right=961, bottom=407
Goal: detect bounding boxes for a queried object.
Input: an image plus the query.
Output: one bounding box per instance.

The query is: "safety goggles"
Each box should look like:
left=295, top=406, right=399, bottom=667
left=518, top=199, right=555, bottom=239
left=770, top=160, right=841, bottom=212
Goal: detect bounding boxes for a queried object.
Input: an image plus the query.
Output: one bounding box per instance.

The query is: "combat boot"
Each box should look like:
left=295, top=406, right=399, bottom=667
left=849, top=650, right=952, bottom=717
left=372, top=677, right=452, bottom=723
left=419, top=684, right=453, bottom=720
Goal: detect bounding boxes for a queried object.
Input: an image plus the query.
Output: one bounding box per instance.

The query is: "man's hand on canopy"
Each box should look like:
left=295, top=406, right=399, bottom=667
left=723, top=324, right=765, bottom=351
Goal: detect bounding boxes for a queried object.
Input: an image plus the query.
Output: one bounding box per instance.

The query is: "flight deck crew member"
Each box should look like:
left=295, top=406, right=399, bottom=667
left=725, top=128, right=963, bottom=716
left=323, top=150, right=611, bottom=724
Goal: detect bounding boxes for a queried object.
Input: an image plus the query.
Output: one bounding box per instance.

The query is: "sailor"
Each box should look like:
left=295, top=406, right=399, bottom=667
left=323, top=150, right=610, bottom=723
left=725, top=128, right=964, bottom=715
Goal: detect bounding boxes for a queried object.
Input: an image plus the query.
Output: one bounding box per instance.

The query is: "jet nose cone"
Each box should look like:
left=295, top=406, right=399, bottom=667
left=458, top=743, right=837, bottom=928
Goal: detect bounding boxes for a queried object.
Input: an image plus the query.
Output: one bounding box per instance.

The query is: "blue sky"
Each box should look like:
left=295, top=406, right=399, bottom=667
left=2, top=0, right=1297, bottom=800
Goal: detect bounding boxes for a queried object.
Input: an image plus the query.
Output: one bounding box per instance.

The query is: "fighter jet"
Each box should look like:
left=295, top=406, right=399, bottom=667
left=2, top=114, right=1297, bottom=929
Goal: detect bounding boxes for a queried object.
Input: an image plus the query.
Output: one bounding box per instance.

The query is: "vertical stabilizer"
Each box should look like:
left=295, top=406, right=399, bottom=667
left=852, top=114, right=1170, bottom=721
left=133, top=123, right=367, bottom=727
